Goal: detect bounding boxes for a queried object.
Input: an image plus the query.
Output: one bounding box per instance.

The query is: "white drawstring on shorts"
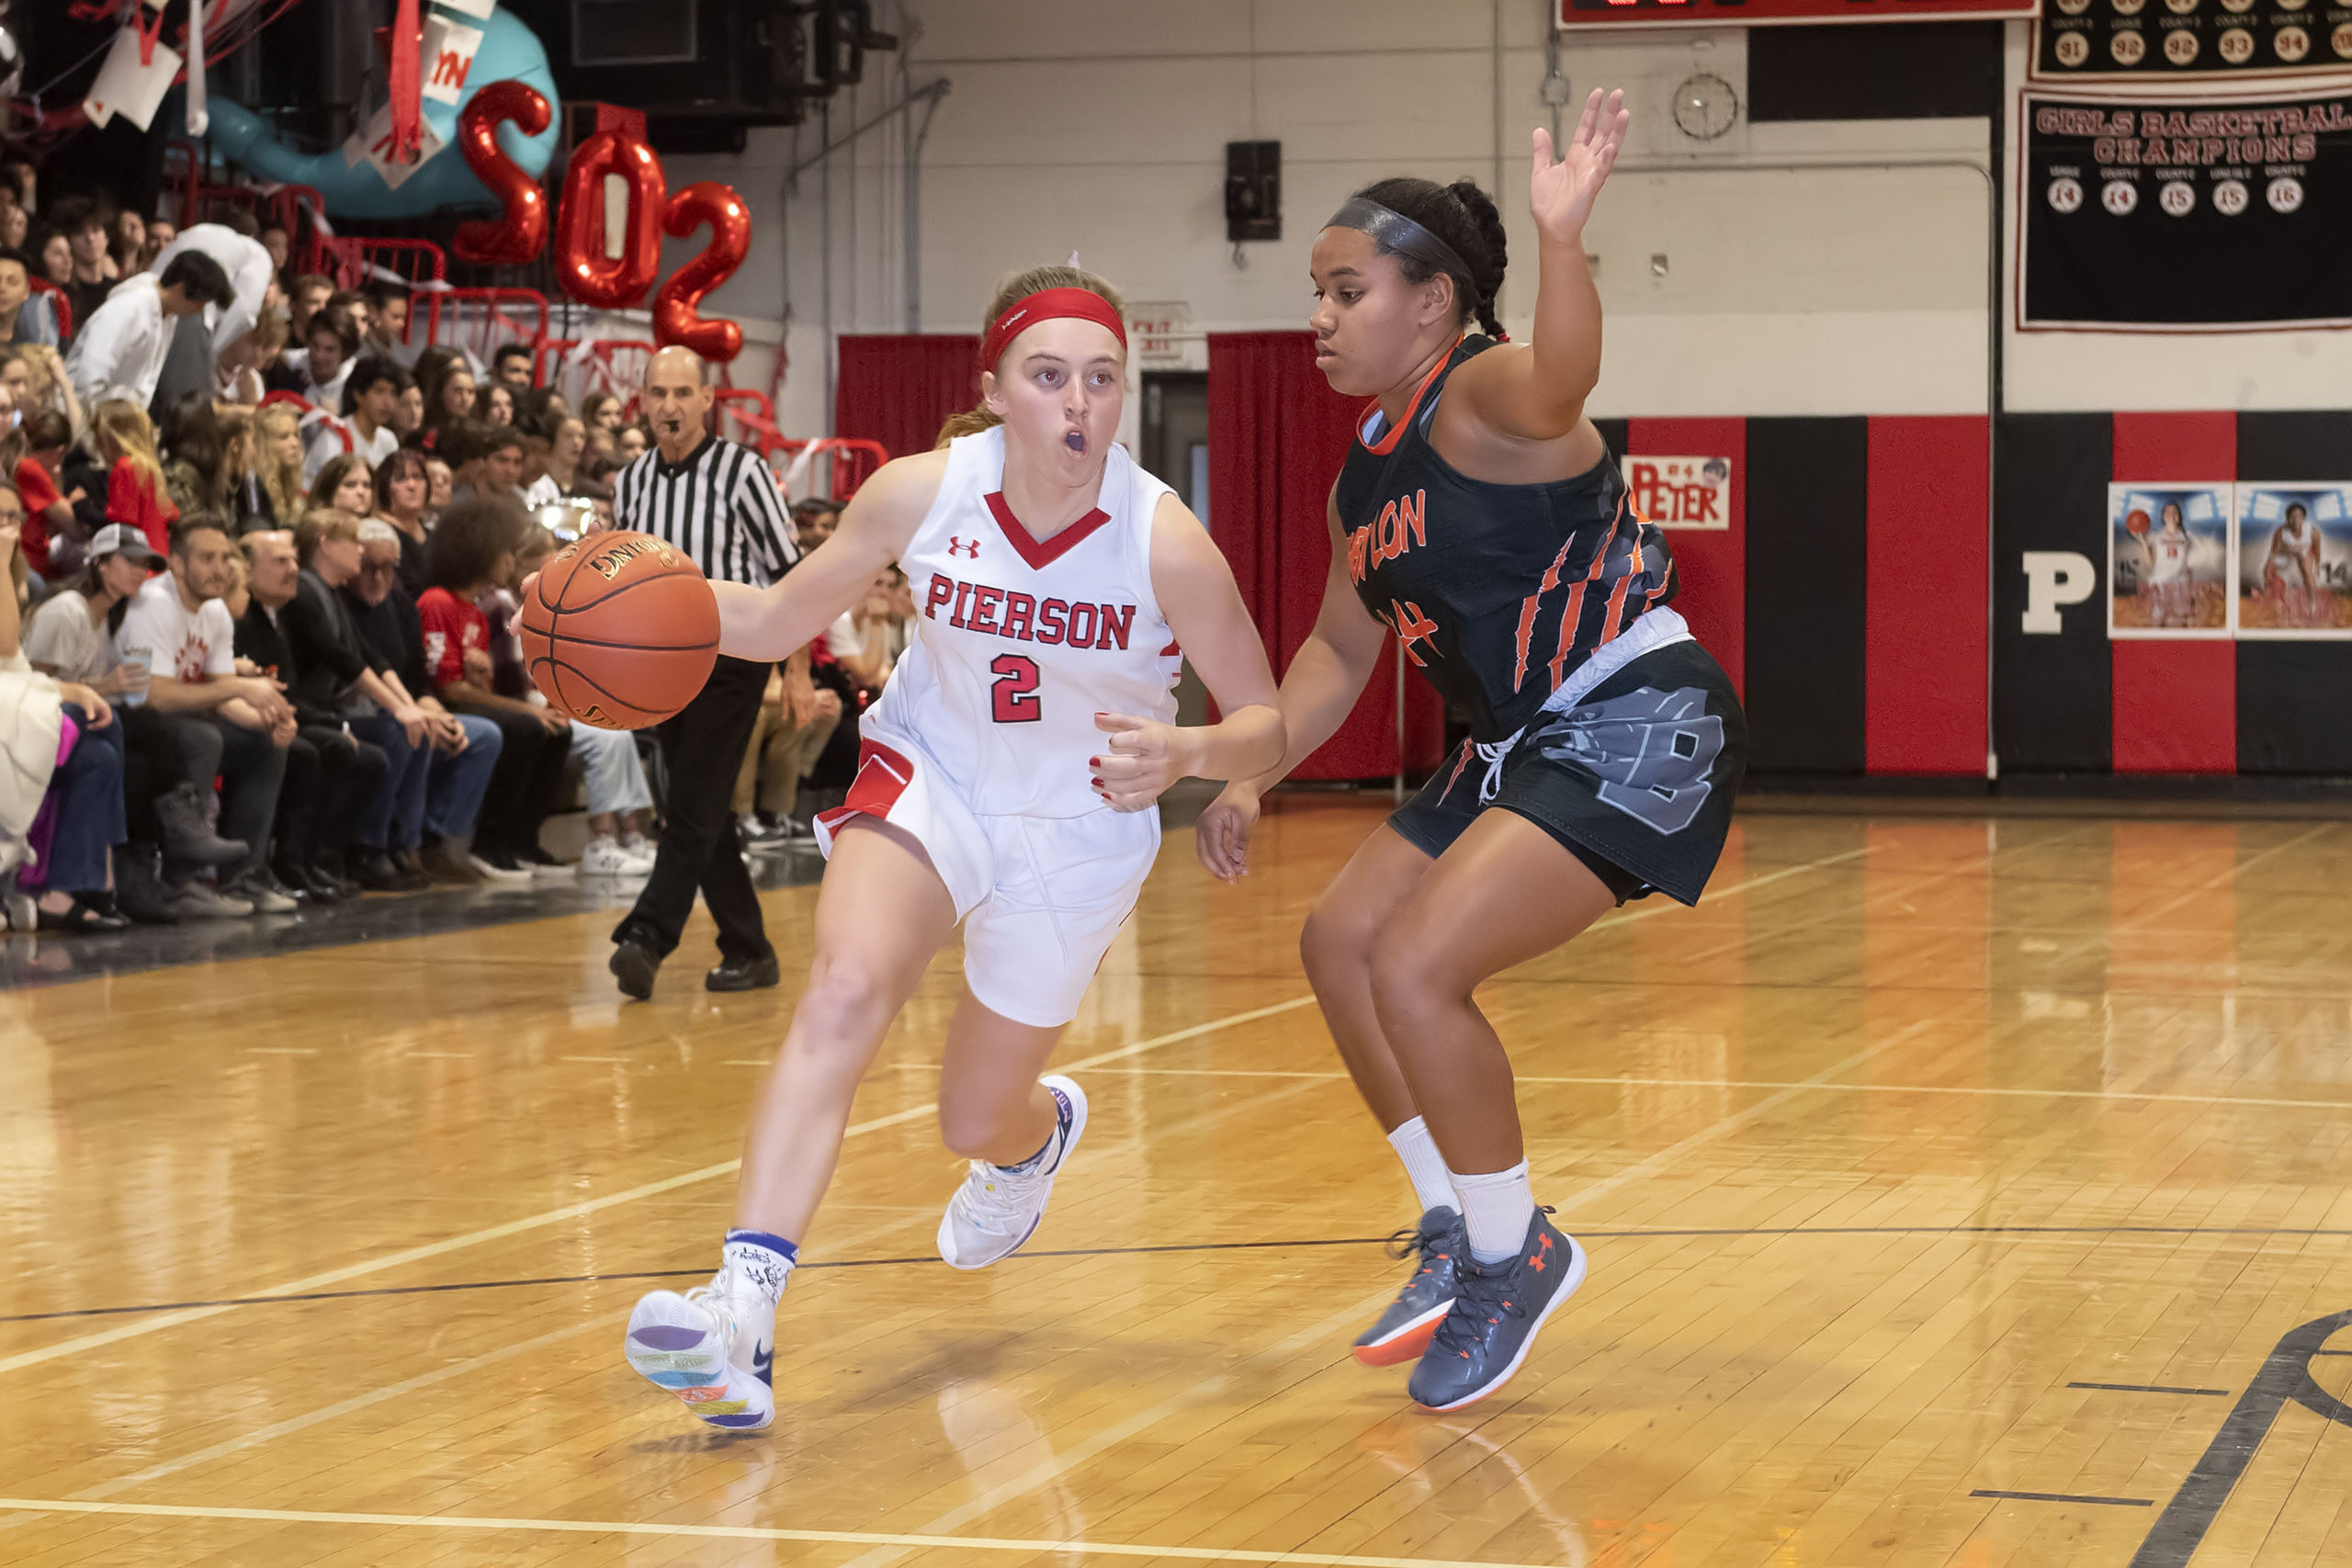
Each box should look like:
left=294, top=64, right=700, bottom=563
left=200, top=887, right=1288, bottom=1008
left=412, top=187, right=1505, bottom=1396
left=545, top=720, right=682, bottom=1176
left=1475, top=728, right=1524, bottom=804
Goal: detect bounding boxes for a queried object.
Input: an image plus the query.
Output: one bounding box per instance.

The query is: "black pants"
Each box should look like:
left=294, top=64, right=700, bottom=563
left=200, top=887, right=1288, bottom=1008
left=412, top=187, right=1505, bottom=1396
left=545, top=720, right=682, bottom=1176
left=473, top=709, right=572, bottom=859
left=805, top=662, right=862, bottom=790
left=164, top=712, right=288, bottom=882
left=278, top=724, right=387, bottom=871
left=118, top=705, right=191, bottom=846
left=616, top=655, right=772, bottom=964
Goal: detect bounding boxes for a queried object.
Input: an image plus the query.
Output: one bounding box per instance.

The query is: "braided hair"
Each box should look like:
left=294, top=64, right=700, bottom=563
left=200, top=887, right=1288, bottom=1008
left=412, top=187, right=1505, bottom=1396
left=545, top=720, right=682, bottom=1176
left=1351, top=176, right=1509, bottom=339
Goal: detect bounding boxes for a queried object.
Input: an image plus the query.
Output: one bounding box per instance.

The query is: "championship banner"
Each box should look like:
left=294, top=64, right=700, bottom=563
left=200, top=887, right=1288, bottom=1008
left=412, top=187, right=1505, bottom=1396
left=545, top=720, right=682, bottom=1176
left=2033, top=0, right=2352, bottom=79
left=2019, top=89, right=2352, bottom=330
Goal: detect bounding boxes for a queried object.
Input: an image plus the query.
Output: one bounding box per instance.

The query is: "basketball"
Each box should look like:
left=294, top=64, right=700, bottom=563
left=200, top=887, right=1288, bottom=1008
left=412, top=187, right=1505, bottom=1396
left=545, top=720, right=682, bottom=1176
left=519, top=530, right=719, bottom=730
left=2127, top=508, right=2151, bottom=536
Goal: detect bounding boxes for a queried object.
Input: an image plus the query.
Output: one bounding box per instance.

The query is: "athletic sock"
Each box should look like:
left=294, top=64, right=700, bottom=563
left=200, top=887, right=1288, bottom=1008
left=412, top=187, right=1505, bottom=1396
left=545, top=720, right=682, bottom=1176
left=1451, top=1161, right=1535, bottom=1265
left=722, top=1229, right=798, bottom=1305
left=1386, top=1116, right=1457, bottom=1215
left=999, top=1085, right=1070, bottom=1173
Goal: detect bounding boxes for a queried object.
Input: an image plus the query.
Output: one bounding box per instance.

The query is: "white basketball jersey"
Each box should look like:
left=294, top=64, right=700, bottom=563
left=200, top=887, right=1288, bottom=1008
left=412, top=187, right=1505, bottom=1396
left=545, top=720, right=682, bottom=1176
left=864, top=425, right=1182, bottom=818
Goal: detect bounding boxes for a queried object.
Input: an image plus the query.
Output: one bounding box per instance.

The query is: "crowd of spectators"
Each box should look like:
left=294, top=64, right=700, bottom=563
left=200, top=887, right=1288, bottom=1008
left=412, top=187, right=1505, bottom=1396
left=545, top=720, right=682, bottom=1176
left=0, top=185, right=896, bottom=935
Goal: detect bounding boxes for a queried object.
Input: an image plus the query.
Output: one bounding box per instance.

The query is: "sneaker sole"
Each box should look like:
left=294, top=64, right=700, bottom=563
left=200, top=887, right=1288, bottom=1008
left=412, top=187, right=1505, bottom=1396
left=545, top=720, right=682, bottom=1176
left=623, top=1292, right=774, bottom=1430
left=1412, top=1239, right=1589, bottom=1413
left=1351, top=1299, right=1453, bottom=1367
left=937, top=1075, right=1089, bottom=1269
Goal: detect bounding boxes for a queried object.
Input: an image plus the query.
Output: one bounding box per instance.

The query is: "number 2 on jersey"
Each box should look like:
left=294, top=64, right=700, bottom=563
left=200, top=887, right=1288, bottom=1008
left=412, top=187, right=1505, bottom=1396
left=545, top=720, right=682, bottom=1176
left=990, top=654, right=1041, bottom=723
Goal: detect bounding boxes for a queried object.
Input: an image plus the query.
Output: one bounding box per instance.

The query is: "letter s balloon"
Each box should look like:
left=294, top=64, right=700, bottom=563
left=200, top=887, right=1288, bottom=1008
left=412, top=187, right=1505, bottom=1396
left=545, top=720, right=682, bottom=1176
left=653, top=182, right=752, bottom=362
left=450, top=81, right=553, bottom=265
left=555, top=129, right=665, bottom=309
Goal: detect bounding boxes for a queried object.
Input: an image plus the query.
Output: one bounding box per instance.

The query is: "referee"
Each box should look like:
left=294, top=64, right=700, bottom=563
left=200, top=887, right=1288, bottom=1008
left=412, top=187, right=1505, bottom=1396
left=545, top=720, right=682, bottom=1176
left=608, top=345, right=817, bottom=998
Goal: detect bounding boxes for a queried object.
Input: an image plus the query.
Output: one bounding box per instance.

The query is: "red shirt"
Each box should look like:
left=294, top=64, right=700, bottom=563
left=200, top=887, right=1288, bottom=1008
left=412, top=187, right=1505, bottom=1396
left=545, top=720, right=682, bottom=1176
left=15, top=457, right=61, bottom=577
left=416, top=586, right=490, bottom=692
left=106, top=460, right=178, bottom=557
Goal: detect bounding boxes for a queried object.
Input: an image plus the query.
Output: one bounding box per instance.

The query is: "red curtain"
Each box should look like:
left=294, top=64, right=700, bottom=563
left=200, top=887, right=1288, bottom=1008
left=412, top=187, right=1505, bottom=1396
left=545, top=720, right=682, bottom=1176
left=1206, top=331, right=1444, bottom=781
left=834, top=335, right=981, bottom=457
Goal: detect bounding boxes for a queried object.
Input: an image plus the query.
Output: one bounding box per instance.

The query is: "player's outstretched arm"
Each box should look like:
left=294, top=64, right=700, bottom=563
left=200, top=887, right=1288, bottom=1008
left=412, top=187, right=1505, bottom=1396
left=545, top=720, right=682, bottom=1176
left=711, top=450, right=945, bottom=663
left=1451, top=89, right=1629, bottom=445
left=1195, top=489, right=1391, bottom=880
left=1091, top=494, right=1284, bottom=815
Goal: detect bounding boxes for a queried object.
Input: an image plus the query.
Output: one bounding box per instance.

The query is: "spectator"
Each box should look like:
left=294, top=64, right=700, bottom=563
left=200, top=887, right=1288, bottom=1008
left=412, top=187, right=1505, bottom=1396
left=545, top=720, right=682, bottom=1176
left=140, top=218, right=175, bottom=270
left=285, top=272, right=334, bottom=350
left=235, top=525, right=371, bottom=897
left=346, top=519, right=502, bottom=884
left=207, top=407, right=275, bottom=534
left=518, top=386, right=569, bottom=438
left=146, top=220, right=276, bottom=412
left=19, top=522, right=243, bottom=924
left=0, top=243, right=60, bottom=347
left=522, top=416, right=585, bottom=507
left=474, top=378, right=515, bottom=429
left=34, top=228, right=73, bottom=291
left=107, top=209, right=146, bottom=277
left=417, top=497, right=570, bottom=879
left=792, top=496, right=842, bottom=548
left=582, top=423, right=617, bottom=468
left=370, top=447, right=432, bottom=595
left=616, top=423, right=649, bottom=464
left=419, top=358, right=475, bottom=451
left=424, top=454, right=453, bottom=512
left=302, top=355, right=406, bottom=481
left=490, top=342, right=534, bottom=391
left=50, top=197, right=117, bottom=333
left=219, top=288, right=285, bottom=406
left=90, top=400, right=177, bottom=556
left=573, top=475, right=616, bottom=532
left=451, top=424, right=525, bottom=503
left=117, top=513, right=295, bottom=917
left=250, top=402, right=308, bottom=534
left=13, top=341, right=80, bottom=427
left=65, top=249, right=233, bottom=411
left=16, top=410, right=82, bottom=580
left=581, top=389, right=624, bottom=435
left=306, top=453, right=377, bottom=524
left=734, top=661, right=841, bottom=848
left=411, top=344, right=464, bottom=405
left=259, top=222, right=291, bottom=281
left=326, top=288, right=371, bottom=343
left=391, top=378, right=424, bottom=445
left=513, top=434, right=552, bottom=506
left=363, top=281, right=415, bottom=364
left=278, top=309, right=356, bottom=411
left=162, top=397, right=239, bottom=519
left=0, top=195, right=27, bottom=254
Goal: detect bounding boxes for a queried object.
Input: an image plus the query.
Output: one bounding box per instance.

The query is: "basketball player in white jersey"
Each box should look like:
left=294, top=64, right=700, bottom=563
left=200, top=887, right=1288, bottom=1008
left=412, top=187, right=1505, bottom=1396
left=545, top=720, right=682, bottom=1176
left=620, top=265, right=1283, bottom=1430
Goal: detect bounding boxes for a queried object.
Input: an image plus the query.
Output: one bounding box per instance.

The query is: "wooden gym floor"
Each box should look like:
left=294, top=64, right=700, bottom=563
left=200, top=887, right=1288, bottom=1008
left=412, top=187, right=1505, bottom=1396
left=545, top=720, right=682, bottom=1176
left=5, top=797, right=2352, bottom=1567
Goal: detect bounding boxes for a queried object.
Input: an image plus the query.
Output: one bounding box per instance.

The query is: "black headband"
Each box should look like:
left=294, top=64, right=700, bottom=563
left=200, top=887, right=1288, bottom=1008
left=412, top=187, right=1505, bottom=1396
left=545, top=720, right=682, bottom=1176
left=1323, top=196, right=1476, bottom=292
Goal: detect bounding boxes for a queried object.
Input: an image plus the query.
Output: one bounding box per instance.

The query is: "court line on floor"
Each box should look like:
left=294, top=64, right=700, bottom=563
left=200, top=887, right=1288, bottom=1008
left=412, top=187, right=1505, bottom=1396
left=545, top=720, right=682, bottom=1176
left=1973, top=1489, right=2152, bottom=1508
left=20, top=1224, right=2352, bottom=1326
left=0, top=841, right=1868, bottom=1382
left=0, top=1500, right=1568, bottom=1567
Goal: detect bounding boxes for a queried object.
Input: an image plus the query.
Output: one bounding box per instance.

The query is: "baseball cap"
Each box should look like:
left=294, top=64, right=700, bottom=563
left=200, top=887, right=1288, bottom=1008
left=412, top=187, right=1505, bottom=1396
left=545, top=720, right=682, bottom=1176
left=89, top=524, right=163, bottom=566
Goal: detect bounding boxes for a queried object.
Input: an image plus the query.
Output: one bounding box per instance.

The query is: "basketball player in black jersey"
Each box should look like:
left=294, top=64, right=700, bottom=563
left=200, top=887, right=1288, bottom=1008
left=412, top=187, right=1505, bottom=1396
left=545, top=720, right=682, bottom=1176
left=1199, top=90, right=1747, bottom=1411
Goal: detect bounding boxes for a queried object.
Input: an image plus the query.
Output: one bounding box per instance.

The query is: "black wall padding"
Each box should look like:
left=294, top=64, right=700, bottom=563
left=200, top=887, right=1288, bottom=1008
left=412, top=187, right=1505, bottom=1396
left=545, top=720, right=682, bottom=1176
left=1992, top=413, right=2112, bottom=774
left=1747, top=24, right=2004, bottom=122
left=2237, top=411, right=2352, bottom=774
left=1745, top=416, right=1868, bottom=774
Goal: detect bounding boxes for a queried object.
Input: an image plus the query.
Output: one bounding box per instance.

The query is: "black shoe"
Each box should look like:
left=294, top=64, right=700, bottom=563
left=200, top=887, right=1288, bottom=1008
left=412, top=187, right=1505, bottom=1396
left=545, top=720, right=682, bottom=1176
left=611, top=937, right=661, bottom=1000
left=284, top=863, right=349, bottom=902
left=390, top=848, right=434, bottom=892
left=1407, top=1208, right=1586, bottom=1413
left=35, top=893, right=130, bottom=932
left=349, top=850, right=407, bottom=893
left=116, top=845, right=180, bottom=924
left=1352, top=1206, right=1466, bottom=1367
left=705, top=952, right=780, bottom=992
left=154, top=782, right=247, bottom=866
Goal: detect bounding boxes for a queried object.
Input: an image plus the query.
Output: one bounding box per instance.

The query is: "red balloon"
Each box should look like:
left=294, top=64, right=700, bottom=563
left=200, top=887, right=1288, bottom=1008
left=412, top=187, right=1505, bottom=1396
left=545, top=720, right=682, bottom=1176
left=451, top=81, right=551, bottom=266
left=556, top=129, right=665, bottom=310
left=653, top=182, right=751, bottom=363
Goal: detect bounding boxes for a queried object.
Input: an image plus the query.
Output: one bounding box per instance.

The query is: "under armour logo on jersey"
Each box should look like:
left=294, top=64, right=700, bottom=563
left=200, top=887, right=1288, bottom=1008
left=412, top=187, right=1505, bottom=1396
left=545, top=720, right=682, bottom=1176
left=947, top=536, right=982, bottom=558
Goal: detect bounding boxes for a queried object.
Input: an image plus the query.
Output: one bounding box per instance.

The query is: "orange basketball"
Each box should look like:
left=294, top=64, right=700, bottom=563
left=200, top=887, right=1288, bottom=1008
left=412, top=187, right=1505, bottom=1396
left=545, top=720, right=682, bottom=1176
left=519, top=531, right=719, bottom=729
left=2127, top=509, right=2151, bottom=537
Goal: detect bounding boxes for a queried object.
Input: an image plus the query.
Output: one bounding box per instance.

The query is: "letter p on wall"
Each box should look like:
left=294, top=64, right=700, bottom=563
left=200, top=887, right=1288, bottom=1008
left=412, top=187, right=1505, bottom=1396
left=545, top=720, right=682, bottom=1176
left=2021, top=551, right=2097, bottom=634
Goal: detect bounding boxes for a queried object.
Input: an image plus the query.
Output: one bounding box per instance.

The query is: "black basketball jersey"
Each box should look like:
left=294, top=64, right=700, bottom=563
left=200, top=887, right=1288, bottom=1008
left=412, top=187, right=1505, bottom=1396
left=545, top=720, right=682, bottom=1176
left=1337, top=335, right=1678, bottom=744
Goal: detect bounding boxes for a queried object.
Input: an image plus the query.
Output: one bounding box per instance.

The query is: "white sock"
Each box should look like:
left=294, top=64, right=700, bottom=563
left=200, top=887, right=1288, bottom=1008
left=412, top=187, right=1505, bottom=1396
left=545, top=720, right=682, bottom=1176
left=721, top=1229, right=797, bottom=1307
left=1451, top=1161, right=1534, bottom=1265
left=1386, top=1117, right=1457, bottom=1216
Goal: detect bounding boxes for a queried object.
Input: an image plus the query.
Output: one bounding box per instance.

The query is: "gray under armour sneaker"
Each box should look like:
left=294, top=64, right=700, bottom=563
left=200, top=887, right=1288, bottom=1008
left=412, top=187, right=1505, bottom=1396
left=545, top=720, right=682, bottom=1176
left=1407, top=1208, right=1586, bottom=1412
left=1351, top=1206, right=1465, bottom=1366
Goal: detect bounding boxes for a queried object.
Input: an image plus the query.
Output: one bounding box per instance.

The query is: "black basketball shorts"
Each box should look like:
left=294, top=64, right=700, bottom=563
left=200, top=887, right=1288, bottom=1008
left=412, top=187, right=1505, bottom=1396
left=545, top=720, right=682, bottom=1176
left=1388, top=639, right=1747, bottom=907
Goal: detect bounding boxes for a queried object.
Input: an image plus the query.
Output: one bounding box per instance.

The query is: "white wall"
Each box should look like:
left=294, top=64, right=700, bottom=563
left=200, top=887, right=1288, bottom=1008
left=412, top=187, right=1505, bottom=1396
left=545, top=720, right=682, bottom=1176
left=662, top=0, right=2006, bottom=437
left=1998, top=24, right=2349, bottom=412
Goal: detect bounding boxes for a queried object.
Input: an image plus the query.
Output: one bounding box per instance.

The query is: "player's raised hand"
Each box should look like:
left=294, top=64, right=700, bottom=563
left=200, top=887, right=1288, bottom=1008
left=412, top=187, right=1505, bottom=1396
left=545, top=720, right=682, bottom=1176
left=1193, top=783, right=1261, bottom=883
left=1531, top=88, right=1628, bottom=244
left=1091, top=710, right=1195, bottom=814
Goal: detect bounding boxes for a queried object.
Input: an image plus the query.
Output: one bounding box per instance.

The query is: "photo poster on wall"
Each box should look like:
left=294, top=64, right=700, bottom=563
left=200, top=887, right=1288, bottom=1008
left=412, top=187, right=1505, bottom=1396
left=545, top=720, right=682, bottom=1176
left=2109, top=482, right=2231, bottom=637
left=2235, top=484, right=2352, bottom=637
left=1623, top=456, right=1733, bottom=530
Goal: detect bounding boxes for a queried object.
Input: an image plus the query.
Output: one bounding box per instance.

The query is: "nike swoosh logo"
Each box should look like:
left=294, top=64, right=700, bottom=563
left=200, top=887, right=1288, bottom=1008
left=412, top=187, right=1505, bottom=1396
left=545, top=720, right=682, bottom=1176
left=752, top=1343, right=775, bottom=1387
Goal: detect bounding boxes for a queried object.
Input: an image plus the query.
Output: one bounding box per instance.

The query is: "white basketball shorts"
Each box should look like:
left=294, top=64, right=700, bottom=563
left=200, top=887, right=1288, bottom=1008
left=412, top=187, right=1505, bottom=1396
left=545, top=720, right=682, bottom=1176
left=811, top=727, right=1159, bottom=1028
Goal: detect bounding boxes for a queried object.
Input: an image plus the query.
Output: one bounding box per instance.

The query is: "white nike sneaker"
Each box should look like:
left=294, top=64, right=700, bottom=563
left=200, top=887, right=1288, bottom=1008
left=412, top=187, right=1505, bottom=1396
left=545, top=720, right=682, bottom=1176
left=623, top=1266, right=776, bottom=1430
left=580, top=836, right=645, bottom=877
left=937, top=1075, right=1088, bottom=1269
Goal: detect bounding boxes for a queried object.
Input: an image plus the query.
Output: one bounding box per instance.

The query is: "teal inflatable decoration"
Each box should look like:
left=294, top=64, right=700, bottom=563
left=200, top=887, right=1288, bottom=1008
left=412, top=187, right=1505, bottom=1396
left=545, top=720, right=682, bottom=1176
left=200, top=8, right=558, bottom=220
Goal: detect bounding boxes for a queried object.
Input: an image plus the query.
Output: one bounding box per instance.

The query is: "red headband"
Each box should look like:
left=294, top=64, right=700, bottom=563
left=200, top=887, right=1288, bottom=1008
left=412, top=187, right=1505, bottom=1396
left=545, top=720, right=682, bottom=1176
left=978, top=287, right=1127, bottom=372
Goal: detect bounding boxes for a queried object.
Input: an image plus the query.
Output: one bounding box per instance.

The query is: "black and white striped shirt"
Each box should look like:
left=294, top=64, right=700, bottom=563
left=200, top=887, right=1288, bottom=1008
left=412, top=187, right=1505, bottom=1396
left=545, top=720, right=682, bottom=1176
left=612, top=434, right=799, bottom=587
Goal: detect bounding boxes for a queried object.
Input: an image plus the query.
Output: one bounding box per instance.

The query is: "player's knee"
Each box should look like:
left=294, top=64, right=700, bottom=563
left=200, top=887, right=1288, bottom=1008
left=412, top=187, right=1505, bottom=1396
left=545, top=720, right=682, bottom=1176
left=796, top=951, right=894, bottom=1039
left=1366, top=918, right=1469, bottom=1026
left=1299, top=896, right=1374, bottom=986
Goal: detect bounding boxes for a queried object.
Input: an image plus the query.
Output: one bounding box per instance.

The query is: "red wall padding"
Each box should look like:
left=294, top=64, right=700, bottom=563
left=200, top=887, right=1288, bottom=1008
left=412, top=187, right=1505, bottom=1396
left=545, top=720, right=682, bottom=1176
left=835, top=335, right=980, bottom=458
left=2109, top=412, right=2236, bottom=773
left=1626, top=417, right=1746, bottom=698
left=1865, top=416, right=1988, bottom=774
